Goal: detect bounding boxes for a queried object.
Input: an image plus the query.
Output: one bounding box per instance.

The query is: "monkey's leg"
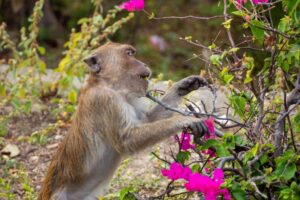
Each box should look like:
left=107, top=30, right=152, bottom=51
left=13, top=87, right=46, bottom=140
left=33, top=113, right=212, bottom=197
left=146, top=76, right=207, bottom=122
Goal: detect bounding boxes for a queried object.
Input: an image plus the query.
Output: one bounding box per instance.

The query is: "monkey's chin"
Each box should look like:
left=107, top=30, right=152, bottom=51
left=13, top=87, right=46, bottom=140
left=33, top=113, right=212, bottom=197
left=134, top=90, right=147, bottom=98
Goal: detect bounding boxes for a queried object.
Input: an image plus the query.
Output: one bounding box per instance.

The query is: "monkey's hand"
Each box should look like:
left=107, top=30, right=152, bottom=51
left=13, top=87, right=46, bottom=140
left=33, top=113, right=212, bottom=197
left=175, top=75, right=207, bottom=96
left=187, top=121, right=208, bottom=138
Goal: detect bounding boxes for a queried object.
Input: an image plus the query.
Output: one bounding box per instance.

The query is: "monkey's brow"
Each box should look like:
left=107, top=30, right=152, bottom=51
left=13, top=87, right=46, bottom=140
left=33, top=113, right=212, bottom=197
left=123, top=45, right=136, bottom=52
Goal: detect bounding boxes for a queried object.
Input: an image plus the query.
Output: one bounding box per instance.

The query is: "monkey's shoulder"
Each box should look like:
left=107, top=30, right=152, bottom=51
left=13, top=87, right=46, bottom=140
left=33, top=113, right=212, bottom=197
left=79, top=85, right=123, bottom=111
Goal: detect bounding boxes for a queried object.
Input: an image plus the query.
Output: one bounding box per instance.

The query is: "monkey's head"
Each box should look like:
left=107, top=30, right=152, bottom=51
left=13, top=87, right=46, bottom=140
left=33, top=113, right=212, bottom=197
left=84, top=42, right=151, bottom=97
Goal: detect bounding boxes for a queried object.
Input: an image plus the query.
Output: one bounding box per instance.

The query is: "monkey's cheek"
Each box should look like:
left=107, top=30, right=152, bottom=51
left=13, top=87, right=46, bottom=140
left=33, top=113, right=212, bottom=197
left=142, top=80, right=149, bottom=90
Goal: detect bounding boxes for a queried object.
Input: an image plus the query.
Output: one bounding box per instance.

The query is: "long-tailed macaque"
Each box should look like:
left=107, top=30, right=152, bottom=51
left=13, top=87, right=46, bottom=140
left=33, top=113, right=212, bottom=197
left=39, top=42, right=208, bottom=200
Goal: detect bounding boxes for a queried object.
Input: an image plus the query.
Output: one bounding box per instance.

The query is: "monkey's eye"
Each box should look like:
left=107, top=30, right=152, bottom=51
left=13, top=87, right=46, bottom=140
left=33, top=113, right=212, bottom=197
left=126, top=49, right=136, bottom=56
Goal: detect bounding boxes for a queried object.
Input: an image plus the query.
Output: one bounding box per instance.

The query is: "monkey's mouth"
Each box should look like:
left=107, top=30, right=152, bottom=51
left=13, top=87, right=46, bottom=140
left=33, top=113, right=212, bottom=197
left=138, top=75, right=149, bottom=81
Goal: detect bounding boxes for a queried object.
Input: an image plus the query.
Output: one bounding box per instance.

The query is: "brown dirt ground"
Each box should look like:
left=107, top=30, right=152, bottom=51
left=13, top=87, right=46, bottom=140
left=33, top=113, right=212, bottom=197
left=0, top=108, right=190, bottom=200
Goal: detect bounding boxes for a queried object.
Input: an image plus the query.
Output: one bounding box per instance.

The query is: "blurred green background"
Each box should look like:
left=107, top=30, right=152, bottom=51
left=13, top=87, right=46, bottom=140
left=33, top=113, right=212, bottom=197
left=1, top=0, right=228, bottom=80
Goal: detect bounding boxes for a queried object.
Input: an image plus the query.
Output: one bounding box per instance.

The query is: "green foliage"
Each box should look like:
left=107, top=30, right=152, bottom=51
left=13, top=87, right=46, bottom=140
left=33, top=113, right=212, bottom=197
left=119, top=188, right=136, bottom=200
left=176, top=151, right=191, bottom=163
left=202, top=139, right=230, bottom=157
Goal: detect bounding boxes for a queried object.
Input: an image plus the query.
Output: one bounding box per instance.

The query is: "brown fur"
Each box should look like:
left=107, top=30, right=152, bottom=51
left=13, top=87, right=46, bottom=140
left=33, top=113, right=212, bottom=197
left=39, top=42, right=206, bottom=200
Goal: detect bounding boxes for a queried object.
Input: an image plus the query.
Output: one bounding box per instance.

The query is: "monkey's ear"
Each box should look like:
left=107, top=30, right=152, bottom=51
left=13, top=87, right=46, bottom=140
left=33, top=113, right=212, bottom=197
left=83, top=54, right=102, bottom=73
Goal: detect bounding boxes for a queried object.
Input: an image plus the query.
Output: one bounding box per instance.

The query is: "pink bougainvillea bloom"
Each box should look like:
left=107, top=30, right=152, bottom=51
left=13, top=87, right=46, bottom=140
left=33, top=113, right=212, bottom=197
left=185, top=168, right=231, bottom=200
left=204, top=117, right=215, bottom=140
left=236, top=0, right=268, bottom=9
left=204, top=167, right=210, bottom=173
left=119, top=0, right=144, bottom=12
left=252, top=0, right=268, bottom=4
left=202, top=149, right=216, bottom=157
left=236, top=0, right=247, bottom=9
left=213, top=168, right=224, bottom=181
left=220, top=189, right=232, bottom=200
left=244, top=14, right=251, bottom=22
left=180, top=132, right=196, bottom=150
left=161, top=162, right=192, bottom=181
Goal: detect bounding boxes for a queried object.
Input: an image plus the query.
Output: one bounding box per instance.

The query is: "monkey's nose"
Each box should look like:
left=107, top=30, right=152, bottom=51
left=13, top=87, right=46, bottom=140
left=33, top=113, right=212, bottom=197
left=138, top=68, right=151, bottom=80
left=140, top=70, right=151, bottom=79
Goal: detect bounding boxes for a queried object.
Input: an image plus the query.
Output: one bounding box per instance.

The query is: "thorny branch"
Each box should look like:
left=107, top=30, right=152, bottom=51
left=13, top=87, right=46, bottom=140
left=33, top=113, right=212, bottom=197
left=223, top=0, right=238, bottom=61
left=142, top=10, right=224, bottom=21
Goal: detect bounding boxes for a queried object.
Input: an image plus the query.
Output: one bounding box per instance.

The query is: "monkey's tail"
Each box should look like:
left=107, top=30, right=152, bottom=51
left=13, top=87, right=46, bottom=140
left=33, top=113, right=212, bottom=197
left=38, top=161, right=61, bottom=200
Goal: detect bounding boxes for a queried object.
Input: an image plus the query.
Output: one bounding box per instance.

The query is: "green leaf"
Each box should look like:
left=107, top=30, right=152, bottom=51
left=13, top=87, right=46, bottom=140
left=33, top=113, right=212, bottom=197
left=38, top=60, right=46, bottom=73
left=203, top=139, right=230, bottom=157
left=209, top=43, right=217, bottom=50
left=260, top=153, right=268, bottom=165
left=231, top=10, right=245, bottom=17
left=283, top=0, right=300, bottom=16
left=11, top=98, right=21, bottom=110
left=294, top=111, right=300, bottom=123
left=37, top=46, right=46, bottom=55
left=251, top=143, right=260, bottom=156
left=282, top=164, right=297, bottom=181
left=229, top=47, right=239, bottom=53
left=0, top=83, right=6, bottom=96
left=23, top=101, right=32, bottom=114
left=223, top=74, right=234, bottom=85
left=231, top=182, right=247, bottom=200
left=176, top=151, right=191, bottom=164
left=191, top=164, right=200, bottom=173
left=235, top=135, right=247, bottom=146
left=273, top=150, right=298, bottom=181
left=222, top=19, right=233, bottom=29
left=68, top=90, right=78, bottom=104
left=77, top=17, right=89, bottom=25
left=229, top=95, right=246, bottom=118
left=0, top=122, right=8, bottom=137
left=222, top=132, right=235, bottom=149
left=278, top=16, right=291, bottom=32
left=119, top=188, right=136, bottom=200
left=249, top=20, right=265, bottom=43
left=210, top=54, right=222, bottom=66
left=244, top=72, right=252, bottom=83
left=219, top=67, right=234, bottom=85
left=148, top=12, right=155, bottom=19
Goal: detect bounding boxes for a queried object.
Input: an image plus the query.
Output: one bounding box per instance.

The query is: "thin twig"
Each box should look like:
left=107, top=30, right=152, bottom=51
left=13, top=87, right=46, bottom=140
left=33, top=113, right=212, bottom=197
left=217, top=156, right=235, bottom=168
left=275, top=100, right=300, bottom=123
left=223, top=0, right=238, bottom=61
left=151, top=152, right=170, bottom=165
left=143, top=10, right=224, bottom=21
left=249, top=22, right=291, bottom=39
left=146, top=91, right=189, bottom=116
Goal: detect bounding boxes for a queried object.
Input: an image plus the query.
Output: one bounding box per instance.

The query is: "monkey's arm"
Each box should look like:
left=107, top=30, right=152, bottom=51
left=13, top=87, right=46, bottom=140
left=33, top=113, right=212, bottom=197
left=121, top=115, right=202, bottom=154
left=146, top=76, right=207, bottom=122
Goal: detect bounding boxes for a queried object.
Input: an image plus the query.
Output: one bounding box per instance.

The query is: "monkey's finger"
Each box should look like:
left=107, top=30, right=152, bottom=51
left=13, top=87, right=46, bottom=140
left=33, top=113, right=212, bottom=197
left=191, top=122, right=204, bottom=137
left=199, top=122, right=209, bottom=137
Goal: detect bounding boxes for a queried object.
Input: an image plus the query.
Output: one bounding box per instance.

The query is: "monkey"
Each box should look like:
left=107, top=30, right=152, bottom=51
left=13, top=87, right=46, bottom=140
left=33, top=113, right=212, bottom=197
left=39, top=42, right=208, bottom=200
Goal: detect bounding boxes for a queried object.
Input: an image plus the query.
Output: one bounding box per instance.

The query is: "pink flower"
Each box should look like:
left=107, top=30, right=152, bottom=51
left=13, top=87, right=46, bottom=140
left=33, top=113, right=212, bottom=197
left=185, top=168, right=231, bottom=200
left=119, top=0, right=144, bottom=12
left=236, top=0, right=247, bottom=9
left=213, top=168, right=224, bottom=181
left=161, top=162, right=192, bottom=181
left=236, top=0, right=268, bottom=9
left=204, top=167, right=210, bottom=173
left=202, top=149, right=216, bottom=157
left=179, top=132, right=195, bottom=150
left=204, top=117, right=215, bottom=140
